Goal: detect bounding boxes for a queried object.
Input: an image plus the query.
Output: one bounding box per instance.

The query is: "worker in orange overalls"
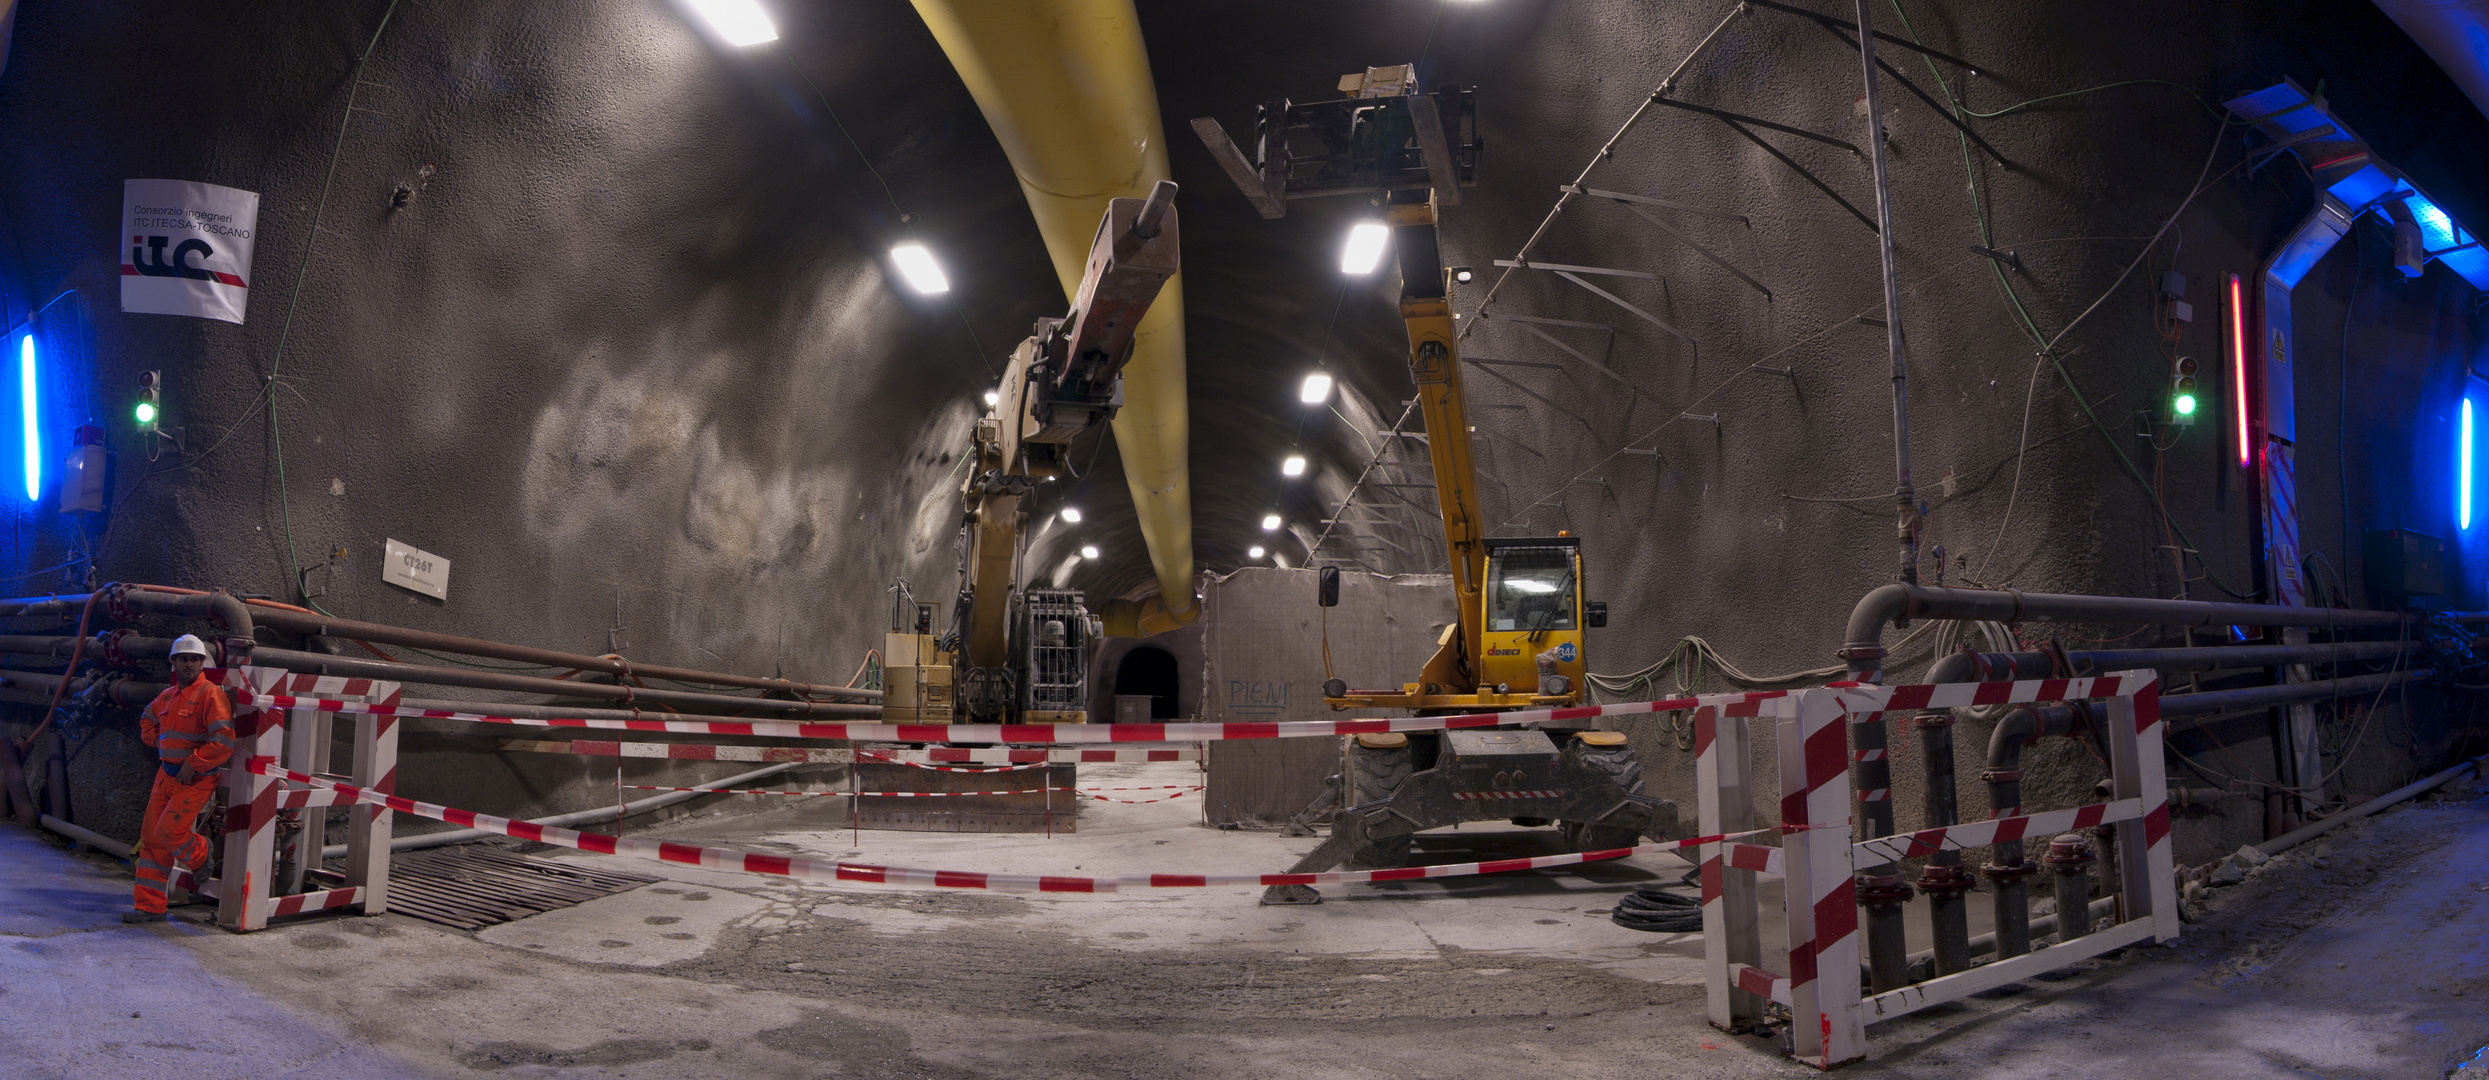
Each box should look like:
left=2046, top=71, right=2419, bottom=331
left=124, top=634, right=233, bottom=923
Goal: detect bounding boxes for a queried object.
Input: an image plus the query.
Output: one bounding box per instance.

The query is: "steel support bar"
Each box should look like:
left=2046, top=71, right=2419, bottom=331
left=1614, top=201, right=1774, bottom=298
left=1716, top=118, right=1879, bottom=233
left=1555, top=270, right=1696, bottom=345
left=1465, top=359, right=1609, bottom=427
left=1742, top=0, right=1983, bottom=70
left=1803, top=21, right=2011, bottom=167
left=1565, top=185, right=1748, bottom=227
left=1507, top=320, right=1639, bottom=388
left=1647, top=96, right=1860, bottom=152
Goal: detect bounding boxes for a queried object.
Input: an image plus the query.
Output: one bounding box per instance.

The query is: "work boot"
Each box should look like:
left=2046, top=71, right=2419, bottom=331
left=120, top=910, right=166, bottom=924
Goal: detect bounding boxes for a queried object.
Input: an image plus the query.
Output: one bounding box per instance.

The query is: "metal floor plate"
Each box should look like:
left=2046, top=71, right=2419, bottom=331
left=372, top=846, right=662, bottom=932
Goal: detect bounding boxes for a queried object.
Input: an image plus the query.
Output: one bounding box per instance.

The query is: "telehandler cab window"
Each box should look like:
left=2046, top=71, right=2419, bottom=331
left=1487, top=547, right=1575, bottom=632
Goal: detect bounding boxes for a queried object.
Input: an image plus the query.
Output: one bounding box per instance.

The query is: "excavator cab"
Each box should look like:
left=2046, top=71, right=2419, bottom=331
left=1477, top=537, right=1589, bottom=697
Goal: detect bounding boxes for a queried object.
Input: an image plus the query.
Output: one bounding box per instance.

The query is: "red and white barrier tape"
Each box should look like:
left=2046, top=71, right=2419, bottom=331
left=501, top=740, right=1201, bottom=767
left=1851, top=797, right=2149, bottom=863
left=251, top=675, right=2145, bottom=749
left=240, top=688, right=1791, bottom=746
left=247, top=759, right=1800, bottom=892
left=618, top=783, right=1205, bottom=801
left=857, top=752, right=1047, bottom=772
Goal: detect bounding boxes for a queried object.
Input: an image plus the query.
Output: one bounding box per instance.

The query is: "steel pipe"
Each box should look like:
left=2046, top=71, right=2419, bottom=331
left=2161, top=668, right=2431, bottom=718
left=2, top=634, right=875, bottom=719
left=168, top=593, right=877, bottom=702
left=40, top=812, right=132, bottom=858
left=1842, top=583, right=2413, bottom=680
left=3, top=589, right=876, bottom=701
left=1980, top=702, right=2086, bottom=963
left=2252, top=751, right=2489, bottom=857
left=1897, top=896, right=2118, bottom=983
left=2068, top=640, right=2417, bottom=673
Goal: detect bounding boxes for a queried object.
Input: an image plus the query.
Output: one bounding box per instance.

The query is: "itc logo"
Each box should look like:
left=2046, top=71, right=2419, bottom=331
left=124, top=236, right=247, bottom=287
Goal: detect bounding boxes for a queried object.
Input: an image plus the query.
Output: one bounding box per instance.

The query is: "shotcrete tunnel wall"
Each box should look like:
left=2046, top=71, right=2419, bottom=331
left=0, top=0, right=2483, bottom=858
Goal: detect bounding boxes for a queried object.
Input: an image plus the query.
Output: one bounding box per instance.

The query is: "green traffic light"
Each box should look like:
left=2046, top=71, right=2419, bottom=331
left=2173, top=393, right=2197, bottom=416
left=134, top=401, right=157, bottom=425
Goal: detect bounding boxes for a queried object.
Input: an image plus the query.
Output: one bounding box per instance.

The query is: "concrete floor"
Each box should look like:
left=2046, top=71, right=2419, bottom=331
left=5, top=761, right=2486, bottom=1079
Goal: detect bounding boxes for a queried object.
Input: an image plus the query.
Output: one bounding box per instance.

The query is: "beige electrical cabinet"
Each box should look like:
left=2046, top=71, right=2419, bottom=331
left=880, top=632, right=955, bottom=722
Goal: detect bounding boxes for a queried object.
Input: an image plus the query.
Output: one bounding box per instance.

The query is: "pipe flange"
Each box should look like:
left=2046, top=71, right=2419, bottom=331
left=2039, top=833, right=2096, bottom=867
left=1915, top=864, right=1979, bottom=894
left=99, top=629, right=136, bottom=668
left=1979, top=768, right=2024, bottom=783
left=222, top=636, right=256, bottom=666
left=1855, top=874, right=1916, bottom=905
left=1914, top=711, right=1956, bottom=730
left=2038, top=638, right=2074, bottom=678
left=103, top=583, right=136, bottom=625
left=1980, top=860, right=2037, bottom=883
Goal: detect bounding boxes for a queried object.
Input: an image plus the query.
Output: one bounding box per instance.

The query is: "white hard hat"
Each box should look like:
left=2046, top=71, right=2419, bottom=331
left=169, top=634, right=211, bottom=659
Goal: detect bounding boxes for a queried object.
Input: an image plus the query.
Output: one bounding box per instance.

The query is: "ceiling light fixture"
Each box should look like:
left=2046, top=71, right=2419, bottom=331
left=1339, top=221, right=1390, bottom=275
left=1282, top=455, right=1306, bottom=477
left=890, top=243, right=950, bottom=294
left=1079, top=545, right=1100, bottom=559
left=1248, top=545, right=1266, bottom=558
left=1261, top=513, right=1282, bottom=531
left=982, top=390, right=1000, bottom=407
left=1299, top=371, right=1333, bottom=405
left=1059, top=507, right=1082, bottom=523
left=686, top=0, right=778, bottom=46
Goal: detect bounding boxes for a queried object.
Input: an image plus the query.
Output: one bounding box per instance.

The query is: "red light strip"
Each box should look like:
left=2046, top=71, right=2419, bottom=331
left=2229, top=273, right=2250, bottom=467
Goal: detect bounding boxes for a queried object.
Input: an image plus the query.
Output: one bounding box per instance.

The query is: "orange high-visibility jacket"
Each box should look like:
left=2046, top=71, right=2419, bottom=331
left=142, top=677, right=234, bottom=776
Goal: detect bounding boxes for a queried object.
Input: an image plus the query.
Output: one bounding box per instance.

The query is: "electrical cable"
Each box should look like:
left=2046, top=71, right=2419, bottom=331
left=1883, top=1, right=2262, bottom=599
left=265, top=0, right=403, bottom=603
left=1610, top=884, right=1704, bottom=933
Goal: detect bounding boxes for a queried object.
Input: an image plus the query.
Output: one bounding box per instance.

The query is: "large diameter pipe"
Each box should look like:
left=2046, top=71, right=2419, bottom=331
left=116, top=588, right=256, bottom=661
left=1842, top=583, right=2413, bottom=679
left=0, top=637, right=871, bottom=720
left=151, top=591, right=876, bottom=702
left=319, top=760, right=804, bottom=859
left=2161, top=668, right=2431, bottom=717
left=1852, top=0, right=1919, bottom=586
left=2252, top=750, right=2489, bottom=858
left=2070, top=640, right=2416, bottom=674
left=227, top=646, right=879, bottom=719
left=40, top=813, right=133, bottom=858
left=910, top=0, right=1197, bottom=631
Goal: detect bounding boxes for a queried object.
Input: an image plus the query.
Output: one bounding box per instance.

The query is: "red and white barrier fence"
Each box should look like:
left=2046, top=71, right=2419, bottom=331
left=242, top=757, right=1801, bottom=893
left=230, top=680, right=1788, bottom=745
left=207, top=668, right=402, bottom=932
left=1697, top=673, right=2176, bottom=1069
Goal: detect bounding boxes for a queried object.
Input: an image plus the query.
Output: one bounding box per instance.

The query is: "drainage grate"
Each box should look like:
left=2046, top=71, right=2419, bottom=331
left=374, top=846, right=661, bottom=931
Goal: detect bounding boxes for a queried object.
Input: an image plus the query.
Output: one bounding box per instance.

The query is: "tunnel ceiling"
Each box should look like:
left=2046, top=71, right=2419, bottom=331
left=1, top=0, right=2486, bottom=687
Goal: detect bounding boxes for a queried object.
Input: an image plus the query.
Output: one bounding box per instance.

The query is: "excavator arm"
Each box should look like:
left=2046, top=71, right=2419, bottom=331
left=955, top=182, right=1180, bottom=719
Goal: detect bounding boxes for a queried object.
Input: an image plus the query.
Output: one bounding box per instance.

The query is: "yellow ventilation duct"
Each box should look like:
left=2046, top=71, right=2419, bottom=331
left=911, top=0, right=1197, bottom=636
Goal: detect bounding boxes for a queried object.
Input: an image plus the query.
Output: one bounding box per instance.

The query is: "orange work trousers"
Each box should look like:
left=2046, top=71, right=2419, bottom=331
left=132, top=770, right=217, bottom=914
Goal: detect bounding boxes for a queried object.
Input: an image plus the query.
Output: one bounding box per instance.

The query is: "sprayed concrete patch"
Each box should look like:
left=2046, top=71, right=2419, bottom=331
left=478, top=883, right=768, bottom=967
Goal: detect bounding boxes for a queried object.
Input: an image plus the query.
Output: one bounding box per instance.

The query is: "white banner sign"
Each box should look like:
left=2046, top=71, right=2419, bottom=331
left=120, top=179, right=261, bottom=325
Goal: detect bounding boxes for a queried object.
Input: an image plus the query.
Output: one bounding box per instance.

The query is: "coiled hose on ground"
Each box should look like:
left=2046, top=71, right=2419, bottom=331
left=1610, top=885, right=1703, bottom=932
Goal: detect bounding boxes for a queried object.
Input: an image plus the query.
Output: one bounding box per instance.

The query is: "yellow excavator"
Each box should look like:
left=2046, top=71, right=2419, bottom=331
left=885, top=182, right=1182, bottom=726
left=1196, top=67, right=1668, bottom=903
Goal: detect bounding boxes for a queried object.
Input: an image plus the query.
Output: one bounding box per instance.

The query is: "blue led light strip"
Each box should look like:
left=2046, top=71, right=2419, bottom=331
left=18, top=335, right=35, bottom=502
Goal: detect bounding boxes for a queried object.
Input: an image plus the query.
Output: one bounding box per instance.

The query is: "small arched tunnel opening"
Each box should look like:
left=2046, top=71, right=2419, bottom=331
left=1111, top=645, right=1180, bottom=719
